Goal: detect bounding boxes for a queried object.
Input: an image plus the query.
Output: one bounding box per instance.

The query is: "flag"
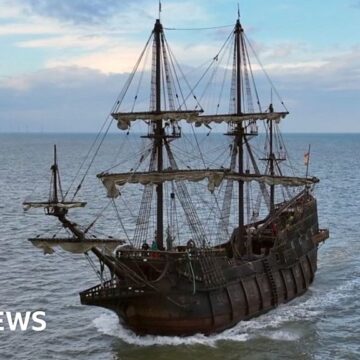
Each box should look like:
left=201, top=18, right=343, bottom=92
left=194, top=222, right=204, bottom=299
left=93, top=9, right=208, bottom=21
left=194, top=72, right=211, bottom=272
left=159, top=1, right=162, bottom=13
left=304, top=152, right=310, bottom=166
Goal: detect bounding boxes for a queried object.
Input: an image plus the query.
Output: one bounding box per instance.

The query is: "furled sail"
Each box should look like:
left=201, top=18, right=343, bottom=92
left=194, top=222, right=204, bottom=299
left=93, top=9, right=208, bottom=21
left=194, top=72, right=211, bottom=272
left=112, top=110, right=201, bottom=130
left=98, top=169, right=319, bottom=198
left=197, top=112, right=288, bottom=124
left=111, top=111, right=288, bottom=129
left=23, top=201, right=87, bottom=211
left=29, top=237, right=125, bottom=254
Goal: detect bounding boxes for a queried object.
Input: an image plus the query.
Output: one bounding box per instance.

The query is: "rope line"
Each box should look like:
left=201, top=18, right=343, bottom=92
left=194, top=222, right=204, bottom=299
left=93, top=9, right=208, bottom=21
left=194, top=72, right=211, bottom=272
left=164, top=24, right=233, bottom=31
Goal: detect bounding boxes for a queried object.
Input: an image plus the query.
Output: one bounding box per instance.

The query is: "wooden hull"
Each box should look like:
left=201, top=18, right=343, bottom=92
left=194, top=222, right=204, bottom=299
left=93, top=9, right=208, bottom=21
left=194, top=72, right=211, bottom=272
left=80, top=195, right=327, bottom=336
left=81, top=248, right=319, bottom=336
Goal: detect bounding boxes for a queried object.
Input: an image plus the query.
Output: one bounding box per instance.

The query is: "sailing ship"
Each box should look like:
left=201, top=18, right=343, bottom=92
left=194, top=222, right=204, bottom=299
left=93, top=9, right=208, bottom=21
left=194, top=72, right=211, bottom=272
left=24, top=14, right=329, bottom=336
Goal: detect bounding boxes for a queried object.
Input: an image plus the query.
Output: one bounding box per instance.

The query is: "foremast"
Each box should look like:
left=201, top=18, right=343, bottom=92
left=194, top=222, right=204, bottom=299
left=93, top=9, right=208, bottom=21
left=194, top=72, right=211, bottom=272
left=28, top=145, right=87, bottom=240
left=24, top=144, right=125, bottom=258
left=51, top=145, right=59, bottom=203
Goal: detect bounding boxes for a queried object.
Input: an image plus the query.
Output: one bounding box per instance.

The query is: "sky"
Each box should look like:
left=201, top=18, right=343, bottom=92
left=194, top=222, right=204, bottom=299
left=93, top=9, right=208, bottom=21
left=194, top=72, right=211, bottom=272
left=0, top=0, right=359, bottom=133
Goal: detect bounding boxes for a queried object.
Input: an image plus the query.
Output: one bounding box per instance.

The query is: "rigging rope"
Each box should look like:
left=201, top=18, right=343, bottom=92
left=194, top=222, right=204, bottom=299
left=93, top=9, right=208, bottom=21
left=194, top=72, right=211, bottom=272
left=190, top=124, right=207, bottom=168
left=84, top=199, right=113, bottom=234
left=163, top=37, right=186, bottom=110
left=244, top=33, right=289, bottom=112
left=216, top=37, right=234, bottom=115
left=133, top=147, right=156, bottom=248
left=161, top=34, right=176, bottom=111
left=131, top=36, right=152, bottom=112
left=240, top=32, right=255, bottom=113
left=71, top=118, right=113, bottom=201
left=112, top=199, right=133, bottom=246
left=164, top=25, right=233, bottom=31
left=65, top=32, right=154, bottom=201
left=164, top=37, right=203, bottom=111
left=217, top=140, right=237, bottom=242
left=164, top=141, right=208, bottom=247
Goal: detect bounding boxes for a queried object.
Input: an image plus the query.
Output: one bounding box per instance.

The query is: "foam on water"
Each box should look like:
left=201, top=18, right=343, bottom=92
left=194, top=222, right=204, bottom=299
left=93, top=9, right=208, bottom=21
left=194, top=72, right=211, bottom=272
left=93, top=313, right=249, bottom=347
left=260, top=330, right=301, bottom=341
left=93, top=276, right=360, bottom=347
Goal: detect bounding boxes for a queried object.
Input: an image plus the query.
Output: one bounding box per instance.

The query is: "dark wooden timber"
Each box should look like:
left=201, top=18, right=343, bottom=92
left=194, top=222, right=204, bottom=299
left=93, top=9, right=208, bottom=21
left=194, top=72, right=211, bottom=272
left=235, top=19, right=245, bottom=234
left=154, top=19, right=164, bottom=250
left=80, top=193, right=329, bottom=336
left=269, top=113, right=275, bottom=211
left=51, top=145, right=59, bottom=203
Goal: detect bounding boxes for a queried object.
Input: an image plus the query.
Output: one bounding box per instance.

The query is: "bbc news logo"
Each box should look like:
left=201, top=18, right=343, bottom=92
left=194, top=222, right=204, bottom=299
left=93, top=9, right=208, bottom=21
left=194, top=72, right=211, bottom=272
left=0, top=311, right=46, bottom=331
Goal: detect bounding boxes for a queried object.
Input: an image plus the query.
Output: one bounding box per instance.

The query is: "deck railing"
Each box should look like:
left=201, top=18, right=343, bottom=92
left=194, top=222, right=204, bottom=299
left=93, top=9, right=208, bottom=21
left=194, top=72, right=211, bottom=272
left=79, top=279, right=147, bottom=303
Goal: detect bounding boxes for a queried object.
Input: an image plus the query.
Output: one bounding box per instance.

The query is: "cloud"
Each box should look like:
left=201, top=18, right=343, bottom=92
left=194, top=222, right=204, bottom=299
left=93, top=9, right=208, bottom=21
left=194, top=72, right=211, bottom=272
left=0, top=5, right=23, bottom=19
left=265, top=42, right=300, bottom=59
left=17, top=34, right=111, bottom=50
left=0, top=67, right=127, bottom=132
left=23, top=0, right=132, bottom=24
left=1, top=0, right=217, bottom=75
left=268, top=48, right=360, bottom=92
left=45, top=45, right=147, bottom=73
left=0, top=1, right=359, bottom=133
left=1, top=66, right=121, bottom=91
left=0, top=21, right=63, bottom=36
left=1, top=42, right=360, bottom=133
left=350, top=0, right=360, bottom=8
left=14, top=0, right=213, bottom=32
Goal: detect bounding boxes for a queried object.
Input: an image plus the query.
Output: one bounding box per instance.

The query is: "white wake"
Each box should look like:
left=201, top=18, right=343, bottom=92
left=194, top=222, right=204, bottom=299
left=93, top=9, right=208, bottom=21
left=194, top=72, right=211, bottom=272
left=93, top=275, right=360, bottom=347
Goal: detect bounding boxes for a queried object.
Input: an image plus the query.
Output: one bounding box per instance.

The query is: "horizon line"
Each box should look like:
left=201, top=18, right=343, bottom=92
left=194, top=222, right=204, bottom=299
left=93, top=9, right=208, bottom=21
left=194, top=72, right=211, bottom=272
left=1, top=131, right=360, bottom=135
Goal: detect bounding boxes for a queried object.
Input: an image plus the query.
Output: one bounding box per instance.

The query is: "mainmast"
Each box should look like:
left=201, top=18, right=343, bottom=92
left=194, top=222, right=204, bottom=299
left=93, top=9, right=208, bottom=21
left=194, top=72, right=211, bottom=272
left=269, top=105, right=275, bottom=212
left=154, top=19, right=164, bottom=249
left=235, top=19, right=244, bottom=233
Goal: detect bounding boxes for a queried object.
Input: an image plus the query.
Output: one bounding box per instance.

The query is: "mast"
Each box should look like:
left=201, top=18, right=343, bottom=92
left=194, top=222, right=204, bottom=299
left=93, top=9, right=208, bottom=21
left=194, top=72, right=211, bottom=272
left=154, top=19, right=164, bottom=249
left=235, top=19, right=244, bottom=233
left=111, top=19, right=201, bottom=249
left=269, top=111, right=275, bottom=211
left=51, top=144, right=59, bottom=203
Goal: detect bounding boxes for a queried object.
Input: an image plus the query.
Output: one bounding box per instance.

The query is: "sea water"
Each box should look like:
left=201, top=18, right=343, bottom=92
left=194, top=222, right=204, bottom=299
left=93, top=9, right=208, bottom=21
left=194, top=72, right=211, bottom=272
left=0, top=133, right=359, bottom=360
